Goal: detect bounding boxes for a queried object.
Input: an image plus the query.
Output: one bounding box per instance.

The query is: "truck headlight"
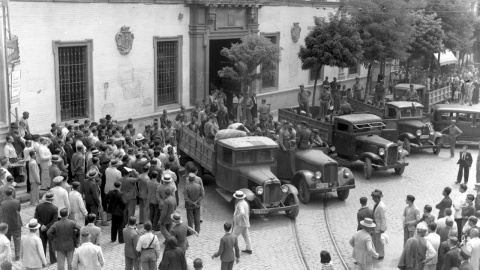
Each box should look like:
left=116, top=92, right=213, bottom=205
left=256, top=186, right=264, bottom=195
left=343, top=169, right=350, bottom=178
left=398, top=145, right=403, bottom=153
left=281, top=185, right=289, bottom=193
left=330, top=146, right=336, bottom=152
left=429, top=130, right=434, bottom=136
left=379, top=148, right=385, bottom=156
left=416, top=129, right=422, bottom=136
left=314, top=171, right=322, bottom=180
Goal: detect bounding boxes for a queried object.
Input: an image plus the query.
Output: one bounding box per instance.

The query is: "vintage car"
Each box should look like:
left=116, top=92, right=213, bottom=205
left=177, top=126, right=300, bottom=219
left=278, top=108, right=408, bottom=179
left=431, top=104, right=480, bottom=147
left=348, top=99, right=443, bottom=155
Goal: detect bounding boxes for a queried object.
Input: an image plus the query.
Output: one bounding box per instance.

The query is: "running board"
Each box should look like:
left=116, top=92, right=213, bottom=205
left=216, top=188, right=234, bottom=203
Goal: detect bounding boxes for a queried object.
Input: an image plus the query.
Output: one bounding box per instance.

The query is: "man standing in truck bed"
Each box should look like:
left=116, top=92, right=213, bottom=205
left=297, top=84, right=311, bottom=116
left=296, top=121, right=312, bottom=150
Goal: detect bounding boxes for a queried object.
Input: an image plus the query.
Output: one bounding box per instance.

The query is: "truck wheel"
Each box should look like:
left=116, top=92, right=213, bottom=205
left=403, top=138, right=411, bottom=155
left=394, top=166, right=405, bottom=175
left=364, top=158, right=373, bottom=180
left=284, top=193, right=299, bottom=219
left=441, top=135, right=451, bottom=149
left=298, top=179, right=311, bottom=204
left=433, top=138, right=442, bottom=155
left=337, top=190, right=349, bottom=201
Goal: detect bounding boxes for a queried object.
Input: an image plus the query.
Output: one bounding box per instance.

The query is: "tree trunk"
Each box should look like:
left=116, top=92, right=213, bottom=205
left=242, top=81, right=248, bottom=122
left=406, top=58, right=410, bottom=81
left=364, top=63, right=372, bottom=101
left=311, top=66, right=321, bottom=108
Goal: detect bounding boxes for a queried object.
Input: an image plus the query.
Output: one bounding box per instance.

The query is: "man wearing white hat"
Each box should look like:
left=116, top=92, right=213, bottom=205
left=349, top=218, right=378, bottom=270
left=21, top=219, right=47, bottom=269
left=42, top=176, right=70, bottom=218
left=233, top=190, right=252, bottom=254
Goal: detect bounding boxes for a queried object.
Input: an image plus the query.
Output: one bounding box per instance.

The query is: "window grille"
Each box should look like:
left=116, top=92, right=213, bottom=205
left=156, top=41, right=178, bottom=105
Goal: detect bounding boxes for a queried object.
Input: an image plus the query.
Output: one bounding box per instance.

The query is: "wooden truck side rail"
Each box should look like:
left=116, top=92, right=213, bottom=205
left=347, top=98, right=384, bottom=118
left=278, top=107, right=334, bottom=145
left=178, top=126, right=216, bottom=174
left=427, top=86, right=451, bottom=107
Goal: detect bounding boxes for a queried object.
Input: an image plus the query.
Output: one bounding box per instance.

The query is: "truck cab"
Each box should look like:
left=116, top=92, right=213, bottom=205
left=383, top=102, right=442, bottom=155
left=331, top=114, right=408, bottom=179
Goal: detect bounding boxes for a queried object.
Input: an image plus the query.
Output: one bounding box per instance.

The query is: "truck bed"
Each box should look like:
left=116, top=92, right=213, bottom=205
left=427, top=86, right=450, bottom=107
left=178, top=126, right=216, bottom=174
left=278, top=107, right=334, bottom=145
left=347, top=98, right=384, bottom=118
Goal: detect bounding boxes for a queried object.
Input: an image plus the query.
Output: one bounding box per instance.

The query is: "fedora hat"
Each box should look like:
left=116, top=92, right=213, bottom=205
left=162, top=174, right=172, bottom=182
left=91, top=150, right=100, bottom=156
left=171, top=212, right=182, bottom=224
left=25, top=218, right=41, bottom=230
left=87, top=170, right=98, bottom=179
left=110, top=159, right=119, bottom=166
left=51, top=155, right=62, bottom=163
left=360, top=218, right=376, bottom=228
left=52, top=176, right=64, bottom=184
left=45, top=191, right=54, bottom=201
left=233, top=190, right=246, bottom=200
left=188, top=173, right=196, bottom=180
left=135, top=133, right=145, bottom=141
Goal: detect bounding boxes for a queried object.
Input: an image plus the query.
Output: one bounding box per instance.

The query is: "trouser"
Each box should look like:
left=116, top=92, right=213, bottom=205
left=26, top=161, right=31, bottom=193
left=30, top=182, right=40, bottom=205
left=125, top=256, right=140, bottom=270
left=354, top=90, right=364, bottom=101
left=477, top=169, right=480, bottom=183
left=403, top=227, right=414, bottom=245
left=40, top=231, right=56, bottom=263
left=455, top=218, right=463, bottom=241
left=75, top=174, right=85, bottom=194
left=40, top=163, right=51, bottom=190
left=160, top=223, right=172, bottom=241
left=246, top=109, right=252, bottom=123
left=299, top=101, right=310, bottom=116
left=124, top=199, right=137, bottom=226
left=457, top=164, right=470, bottom=183
left=175, top=184, right=179, bottom=206
left=139, top=198, right=147, bottom=223
left=149, top=204, right=160, bottom=231
left=140, top=249, right=157, bottom=270
left=319, top=101, right=330, bottom=120
left=187, top=208, right=201, bottom=233
left=221, top=261, right=235, bottom=270
left=6, top=228, right=20, bottom=259
left=372, top=231, right=384, bottom=257
left=233, top=225, right=252, bottom=250
left=111, top=214, right=124, bottom=243
left=354, top=262, right=374, bottom=270
left=69, top=211, right=85, bottom=227
left=56, top=250, right=74, bottom=270
left=374, top=93, right=384, bottom=105
left=86, top=203, right=99, bottom=220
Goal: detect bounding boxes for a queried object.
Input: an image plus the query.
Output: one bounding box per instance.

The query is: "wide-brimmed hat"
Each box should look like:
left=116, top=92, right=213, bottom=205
left=51, top=155, right=62, bottom=163
left=171, top=212, right=182, bottom=224
left=25, top=218, right=41, bottom=230
left=91, top=150, right=100, bottom=156
left=188, top=173, right=196, bottom=180
left=52, top=176, right=64, bottom=184
left=162, top=174, right=172, bottom=182
left=87, top=170, right=98, bottom=179
left=110, top=159, right=119, bottom=166
left=81, top=229, right=90, bottom=237
left=105, top=114, right=112, bottom=120
left=360, top=218, right=376, bottom=228
left=233, top=190, right=246, bottom=200
left=45, top=192, right=54, bottom=201
left=135, top=133, right=145, bottom=141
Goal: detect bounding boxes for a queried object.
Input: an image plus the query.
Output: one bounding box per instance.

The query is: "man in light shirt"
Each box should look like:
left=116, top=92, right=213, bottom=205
left=0, top=223, right=11, bottom=265
left=403, top=195, right=421, bottom=245
left=454, top=184, right=468, bottom=240
left=436, top=208, right=458, bottom=234
left=21, top=219, right=46, bottom=269
left=105, top=159, right=122, bottom=195
left=72, top=230, right=104, bottom=270
left=18, top=111, right=30, bottom=138
left=135, top=221, right=160, bottom=270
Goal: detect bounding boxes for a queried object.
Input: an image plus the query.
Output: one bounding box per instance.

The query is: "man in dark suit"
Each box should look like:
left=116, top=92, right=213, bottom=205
left=438, top=218, right=455, bottom=243
left=159, top=187, right=176, bottom=242
left=437, top=237, right=451, bottom=270
left=0, top=189, right=21, bottom=260
left=47, top=208, right=81, bottom=270
left=71, top=146, right=86, bottom=193
left=212, top=222, right=240, bottom=270
left=106, top=181, right=126, bottom=243
left=357, top=197, right=373, bottom=231
left=34, top=192, right=58, bottom=264
left=436, top=187, right=453, bottom=219
left=442, top=237, right=461, bottom=270
left=123, top=216, right=140, bottom=270
left=84, top=170, right=101, bottom=218
left=457, top=145, right=473, bottom=184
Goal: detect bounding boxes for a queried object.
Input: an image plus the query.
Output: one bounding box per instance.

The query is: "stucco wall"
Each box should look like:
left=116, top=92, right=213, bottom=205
left=9, top=2, right=190, bottom=134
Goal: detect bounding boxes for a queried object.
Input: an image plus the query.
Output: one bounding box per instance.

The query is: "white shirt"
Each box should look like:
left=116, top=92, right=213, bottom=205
left=436, top=216, right=458, bottom=233
left=42, top=186, right=70, bottom=216
left=424, top=233, right=440, bottom=265
left=105, top=167, right=122, bottom=194
left=23, top=146, right=34, bottom=162
left=72, top=242, right=104, bottom=270
left=0, top=234, right=11, bottom=265
left=454, top=193, right=468, bottom=219
left=3, top=143, right=17, bottom=159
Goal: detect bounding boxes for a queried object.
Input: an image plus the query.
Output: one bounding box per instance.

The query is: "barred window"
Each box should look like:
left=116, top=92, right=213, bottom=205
left=349, top=64, right=358, bottom=75
left=156, top=41, right=178, bottom=106
left=261, top=34, right=279, bottom=90
left=58, top=46, right=88, bottom=121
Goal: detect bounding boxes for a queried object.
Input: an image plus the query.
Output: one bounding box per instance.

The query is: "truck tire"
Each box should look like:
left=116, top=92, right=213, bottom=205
left=433, top=138, right=442, bottom=155
left=403, top=138, right=411, bottom=155
left=284, top=193, right=299, bottom=219
left=441, top=136, right=451, bottom=149
left=364, top=157, right=373, bottom=180
left=337, top=190, right=349, bottom=201
left=394, top=166, right=405, bottom=175
left=298, top=179, right=311, bottom=204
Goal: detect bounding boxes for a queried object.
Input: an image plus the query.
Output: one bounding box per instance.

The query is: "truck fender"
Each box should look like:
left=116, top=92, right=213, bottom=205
left=238, top=188, right=256, bottom=202
left=398, top=132, right=416, bottom=142
left=358, top=152, right=383, bottom=163
left=337, top=167, right=355, bottom=186
left=432, top=132, right=443, bottom=143
left=290, top=170, right=314, bottom=188
left=281, top=184, right=299, bottom=202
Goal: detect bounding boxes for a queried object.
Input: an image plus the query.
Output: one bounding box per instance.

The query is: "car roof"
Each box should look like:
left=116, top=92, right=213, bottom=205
left=217, top=136, right=279, bottom=150
left=394, top=83, right=425, bottom=90
left=432, top=104, right=480, bottom=114
left=335, top=113, right=383, bottom=124
left=387, top=101, right=424, bottom=109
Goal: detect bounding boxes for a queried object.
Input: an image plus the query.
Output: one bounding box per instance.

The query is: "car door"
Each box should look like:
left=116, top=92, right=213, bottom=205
left=456, top=112, right=473, bottom=141
left=333, top=122, right=352, bottom=157
left=472, top=113, right=480, bottom=142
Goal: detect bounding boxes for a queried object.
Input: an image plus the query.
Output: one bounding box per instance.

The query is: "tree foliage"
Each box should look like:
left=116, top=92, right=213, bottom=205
left=409, top=12, right=444, bottom=56
left=298, top=16, right=363, bottom=106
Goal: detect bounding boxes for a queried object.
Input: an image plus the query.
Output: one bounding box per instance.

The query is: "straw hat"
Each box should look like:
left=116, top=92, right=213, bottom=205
left=360, top=218, right=376, bottom=228
left=25, top=218, right=41, bottom=230
left=233, top=190, right=246, bottom=200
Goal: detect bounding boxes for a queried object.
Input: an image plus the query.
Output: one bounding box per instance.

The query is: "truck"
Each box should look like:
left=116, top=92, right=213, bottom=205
left=178, top=126, right=355, bottom=215
left=278, top=108, right=408, bottom=179
left=348, top=99, right=443, bottom=155
left=391, top=84, right=450, bottom=110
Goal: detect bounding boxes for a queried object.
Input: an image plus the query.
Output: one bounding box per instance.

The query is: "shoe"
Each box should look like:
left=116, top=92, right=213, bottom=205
left=377, top=256, right=384, bottom=260
left=455, top=181, right=460, bottom=184
left=241, top=250, right=252, bottom=254
left=200, top=219, right=203, bottom=223
left=14, top=257, right=20, bottom=261
left=100, top=222, right=109, bottom=226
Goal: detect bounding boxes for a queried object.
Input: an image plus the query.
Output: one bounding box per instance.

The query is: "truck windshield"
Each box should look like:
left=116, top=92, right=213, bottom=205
left=399, top=108, right=422, bottom=118
left=353, top=122, right=385, bottom=133
left=257, top=149, right=274, bottom=162
left=236, top=151, right=254, bottom=164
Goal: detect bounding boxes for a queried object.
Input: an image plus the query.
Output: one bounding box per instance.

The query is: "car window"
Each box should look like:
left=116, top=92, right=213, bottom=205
left=222, top=147, right=233, bottom=165
left=235, top=151, right=254, bottom=164
left=353, top=123, right=370, bottom=133
left=337, top=123, right=349, bottom=132
left=257, top=149, right=274, bottom=162
left=399, top=108, right=422, bottom=118
left=386, top=108, right=396, bottom=118
left=475, top=114, right=480, bottom=124
left=441, top=112, right=455, bottom=121
left=458, top=113, right=472, bottom=123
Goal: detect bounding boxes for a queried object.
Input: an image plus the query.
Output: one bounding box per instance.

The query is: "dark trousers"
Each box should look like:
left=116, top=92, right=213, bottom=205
left=86, top=203, right=99, bottom=225
left=221, top=261, right=234, bottom=270
left=455, top=218, right=463, bottom=241
left=26, top=161, right=31, bottom=193
left=187, top=207, right=201, bottom=233
left=125, top=256, right=140, bottom=270
left=149, top=203, right=160, bottom=231
left=6, top=228, right=21, bottom=259
left=111, top=214, right=124, bottom=243
left=75, top=174, right=85, bottom=194
left=457, top=164, right=470, bottom=183
left=40, top=231, right=57, bottom=263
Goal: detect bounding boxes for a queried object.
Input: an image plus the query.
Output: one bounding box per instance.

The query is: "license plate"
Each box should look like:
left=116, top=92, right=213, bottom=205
left=316, top=183, right=329, bottom=189
left=253, top=209, right=269, bottom=214
left=420, top=135, right=429, bottom=139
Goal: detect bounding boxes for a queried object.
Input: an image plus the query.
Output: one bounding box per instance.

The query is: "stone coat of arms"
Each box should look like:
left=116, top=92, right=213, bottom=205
left=115, top=26, right=134, bottom=55
left=291, top=22, right=301, bottom=43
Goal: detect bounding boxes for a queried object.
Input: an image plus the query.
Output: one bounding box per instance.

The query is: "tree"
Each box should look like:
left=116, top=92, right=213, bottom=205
left=298, top=16, right=363, bottom=107
left=348, top=0, right=416, bottom=92
left=218, top=35, right=281, bottom=119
